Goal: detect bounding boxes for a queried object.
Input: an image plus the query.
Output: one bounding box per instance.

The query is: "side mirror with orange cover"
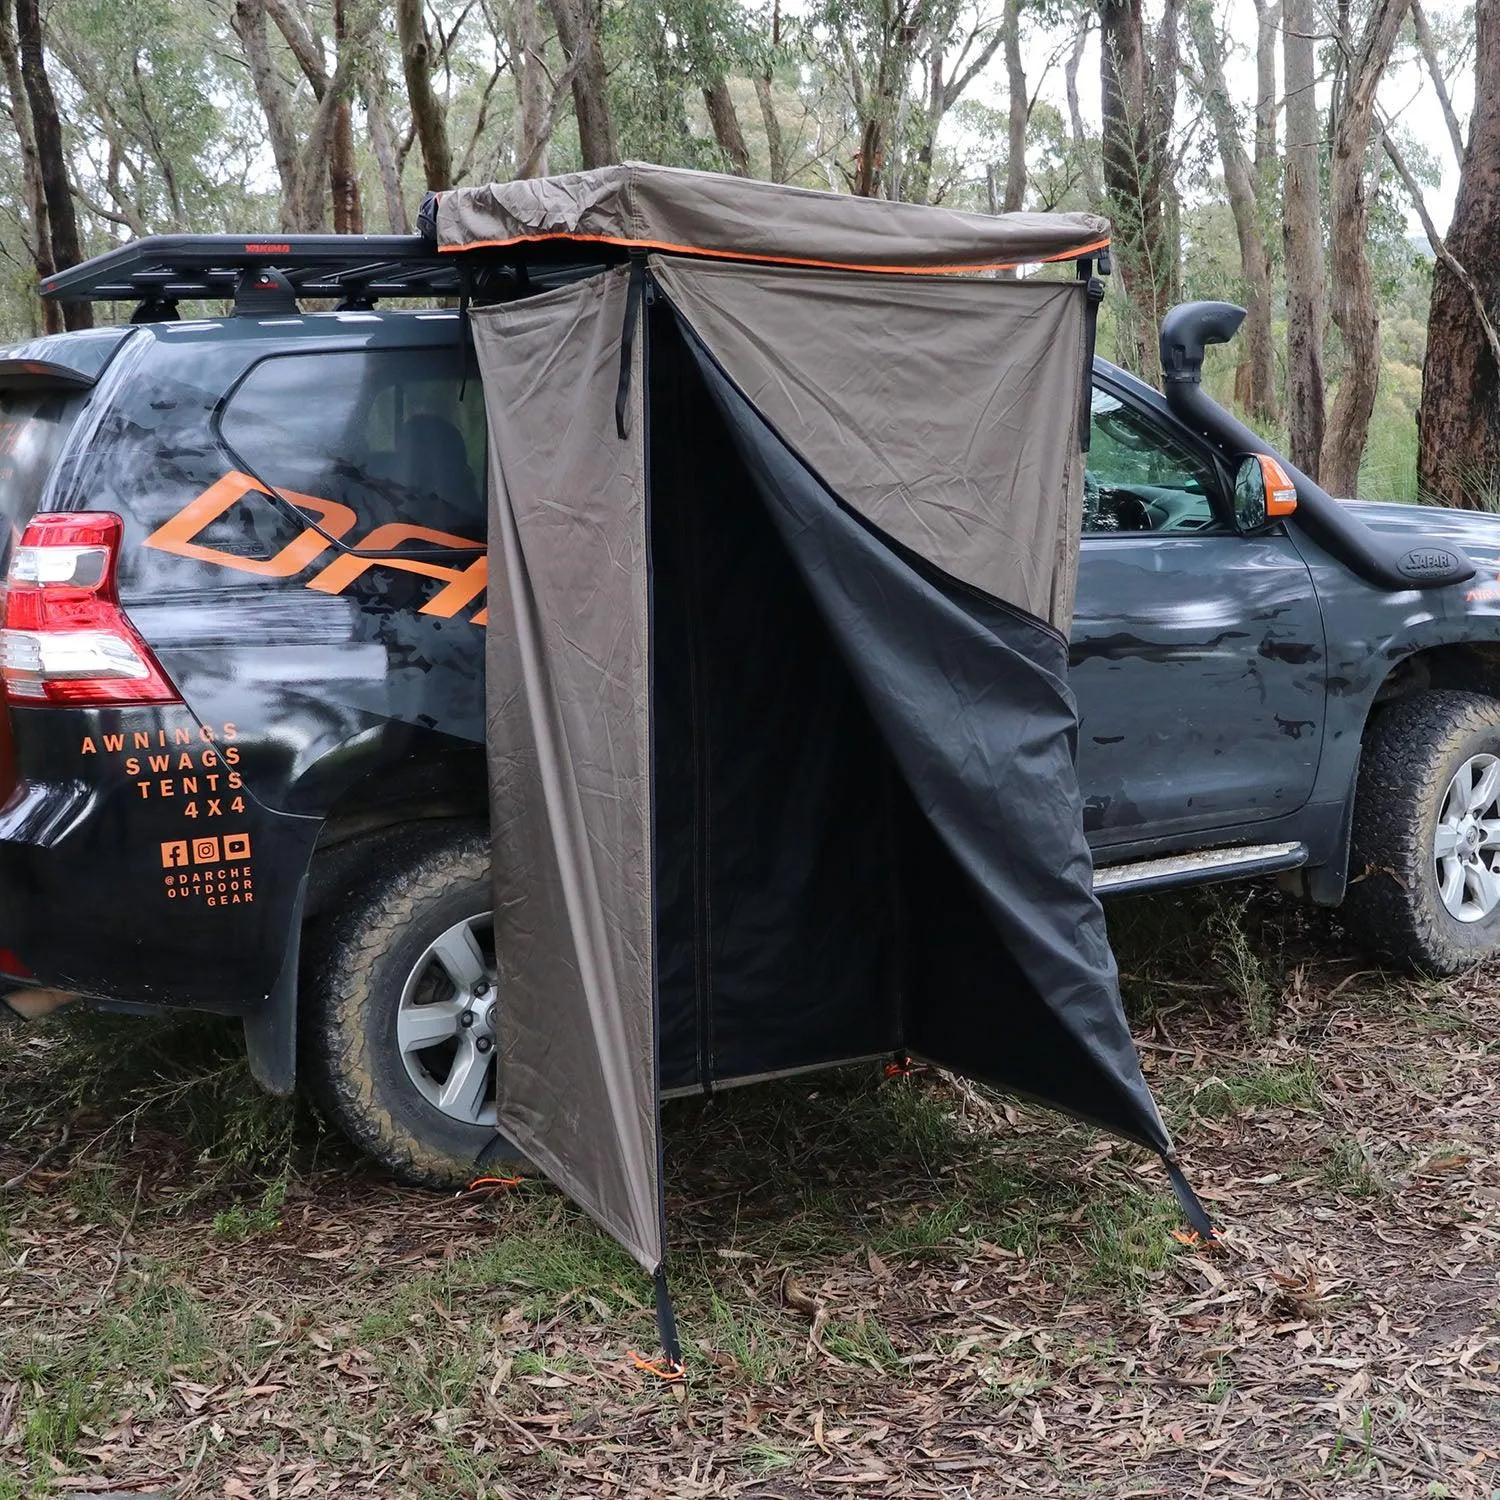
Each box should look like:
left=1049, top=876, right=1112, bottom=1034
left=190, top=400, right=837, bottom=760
left=1233, top=452, right=1298, bottom=533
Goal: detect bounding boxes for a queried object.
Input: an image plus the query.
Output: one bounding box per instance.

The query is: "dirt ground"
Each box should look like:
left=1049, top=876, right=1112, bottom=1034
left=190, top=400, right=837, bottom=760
left=1, top=890, right=1498, bottom=1498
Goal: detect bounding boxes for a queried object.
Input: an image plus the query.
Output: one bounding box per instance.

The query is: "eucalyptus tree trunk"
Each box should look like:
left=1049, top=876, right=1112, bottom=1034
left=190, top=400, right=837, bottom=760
left=1002, top=0, right=1026, bottom=211
left=754, top=73, right=787, bottom=181
left=1319, top=0, right=1411, bottom=497
left=15, top=0, right=89, bottom=328
left=1252, top=0, right=1278, bottom=181
left=366, top=74, right=410, bottom=231
left=1065, top=18, right=1100, bottom=204
left=1098, top=0, right=1179, bottom=383
left=1412, top=0, right=1465, bottom=164
left=509, top=0, right=551, bottom=179
left=329, top=0, right=363, bottom=232
left=0, top=0, right=58, bottom=331
left=1419, top=0, right=1500, bottom=507
left=232, top=0, right=303, bottom=230
left=544, top=0, right=617, bottom=169
left=397, top=0, right=454, bottom=187
left=1188, top=0, right=1276, bottom=422
left=1282, top=0, right=1324, bottom=477
left=704, top=77, right=752, bottom=175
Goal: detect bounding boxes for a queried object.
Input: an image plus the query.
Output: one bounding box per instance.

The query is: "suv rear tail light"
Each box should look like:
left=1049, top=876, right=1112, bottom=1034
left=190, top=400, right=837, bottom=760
left=1, top=513, right=180, bottom=705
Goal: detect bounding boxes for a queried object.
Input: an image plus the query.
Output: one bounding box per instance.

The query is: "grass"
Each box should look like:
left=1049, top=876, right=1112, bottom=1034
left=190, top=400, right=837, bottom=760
left=212, top=1175, right=288, bottom=1238
left=1321, top=1135, right=1390, bottom=1199
left=741, top=1439, right=796, bottom=1474
left=21, top=1008, right=305, bottom=1197
left=1189, top=1059, right=1323, bottom=1119
left=1357, top=401, right=1420, bottom=503
left=1080, top=1188, right=1183, bottom=1290
left=3, top=886, right=1498, bottom=1495
left=1108, top=885, right=1296, bottom=1034
left=19, top=1378, right=91, bottom=1470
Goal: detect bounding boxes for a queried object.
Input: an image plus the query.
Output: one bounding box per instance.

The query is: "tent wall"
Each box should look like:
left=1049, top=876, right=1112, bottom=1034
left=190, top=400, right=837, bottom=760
left=676, top=335, right=1171, bottom=1152
left=471, top=251, right=1179, bottom=1282
left=471, top=268, right=663, bottom=1274
left=649, top=260, right=1090, bottom=631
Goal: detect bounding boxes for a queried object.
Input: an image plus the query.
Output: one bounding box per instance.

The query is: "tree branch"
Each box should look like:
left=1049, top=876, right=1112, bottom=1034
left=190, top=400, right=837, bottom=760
left=1411, top=0, right=1465, bottom=164
left=1381, top=116, right=1500, bottom=379
left=264, top=0, right=329, bottom=95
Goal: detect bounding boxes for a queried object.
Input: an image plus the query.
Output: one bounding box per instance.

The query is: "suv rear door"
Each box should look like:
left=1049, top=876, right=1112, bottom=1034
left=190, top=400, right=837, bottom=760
left=1070, top=375, right=1327, bottom=849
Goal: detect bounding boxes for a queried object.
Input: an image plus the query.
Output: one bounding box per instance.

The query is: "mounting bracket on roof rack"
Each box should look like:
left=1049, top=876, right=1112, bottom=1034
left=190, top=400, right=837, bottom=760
left=235, top=266, right=299, bottom=315
left=129, top=295, right=179, bottom=325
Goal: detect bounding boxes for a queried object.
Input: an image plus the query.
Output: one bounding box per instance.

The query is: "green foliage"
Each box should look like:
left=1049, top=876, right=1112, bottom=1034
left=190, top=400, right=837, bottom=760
left=212, top=1176, right=289, bottom=1239
left=1108, top=885, right=1295, bottom=1035
left=1080, top=1187, right=1182, bottom=1289
left=608, top=0, right=728, bottom=169
left=0, top=2, right=1466, bottom=511
left=39, top=1008, right=305, bottom=1186
left=1191, top=1059, right=1323, bottom=1118
left=20, top=1378, right=92, bottom=1469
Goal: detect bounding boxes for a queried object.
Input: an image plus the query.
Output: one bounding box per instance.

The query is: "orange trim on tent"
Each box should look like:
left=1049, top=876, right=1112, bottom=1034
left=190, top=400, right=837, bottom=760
left=435, top=229, right=1112, bottom=277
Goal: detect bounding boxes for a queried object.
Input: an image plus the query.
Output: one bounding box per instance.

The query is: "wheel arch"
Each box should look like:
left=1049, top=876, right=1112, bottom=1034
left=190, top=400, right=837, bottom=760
left=1364, top=641, right=1500, bottom=724
left=1299, top=640, right=1500, bottom=908
left=245, top=749, right=488, bottom=1095
left=304, top=746, right=489, bottom=920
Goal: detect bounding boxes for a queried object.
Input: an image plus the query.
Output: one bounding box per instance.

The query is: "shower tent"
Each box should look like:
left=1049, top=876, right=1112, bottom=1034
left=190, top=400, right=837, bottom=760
left=426, top=165, right=1210, bottom=1364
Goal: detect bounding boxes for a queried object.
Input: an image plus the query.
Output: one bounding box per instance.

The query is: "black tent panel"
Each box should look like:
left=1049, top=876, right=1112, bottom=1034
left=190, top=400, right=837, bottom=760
left=649, top=312, right=901, bottom=1088
left=674, top=321, right=1172, bottom=1154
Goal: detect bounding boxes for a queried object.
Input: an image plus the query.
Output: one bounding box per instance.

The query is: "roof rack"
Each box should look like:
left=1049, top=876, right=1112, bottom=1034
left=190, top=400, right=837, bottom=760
left=38, top=233, right=468, bottom=316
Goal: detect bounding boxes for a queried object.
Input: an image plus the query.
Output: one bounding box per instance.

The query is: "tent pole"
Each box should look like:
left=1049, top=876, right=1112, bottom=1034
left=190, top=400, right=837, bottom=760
left=654, top=1265, right=683, bottom=1369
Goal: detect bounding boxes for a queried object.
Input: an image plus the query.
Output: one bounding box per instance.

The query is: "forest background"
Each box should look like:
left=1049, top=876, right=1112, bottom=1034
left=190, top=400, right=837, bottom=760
left=2, top=0, right=1498, bottom=506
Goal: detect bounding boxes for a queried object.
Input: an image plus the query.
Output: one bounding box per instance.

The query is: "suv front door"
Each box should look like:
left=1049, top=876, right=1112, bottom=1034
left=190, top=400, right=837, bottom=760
left=1070, top=376, right=1327, bottom=850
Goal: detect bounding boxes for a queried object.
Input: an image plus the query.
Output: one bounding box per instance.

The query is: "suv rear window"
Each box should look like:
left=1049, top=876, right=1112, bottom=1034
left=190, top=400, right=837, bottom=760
left=219, top=348, right=487, bottom=536
left=0, top=387, right=85, bottom=567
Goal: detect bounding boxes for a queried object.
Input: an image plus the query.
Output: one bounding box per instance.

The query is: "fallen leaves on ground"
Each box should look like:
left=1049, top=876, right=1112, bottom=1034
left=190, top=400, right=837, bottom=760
left=1, top=897, right=1497, bottom=1497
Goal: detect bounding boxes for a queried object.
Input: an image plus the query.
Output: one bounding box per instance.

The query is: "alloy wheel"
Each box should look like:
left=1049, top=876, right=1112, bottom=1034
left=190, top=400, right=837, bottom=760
left=1434, top=753, right=1500, bottom=923
left=396, top=913, right=498, bottom=1125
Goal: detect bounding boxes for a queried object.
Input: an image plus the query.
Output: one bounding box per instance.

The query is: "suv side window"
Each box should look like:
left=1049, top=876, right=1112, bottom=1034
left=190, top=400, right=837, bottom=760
left=219, top=348, right=487, bottom=536
left=1084, top=386, right=1224, bottom=535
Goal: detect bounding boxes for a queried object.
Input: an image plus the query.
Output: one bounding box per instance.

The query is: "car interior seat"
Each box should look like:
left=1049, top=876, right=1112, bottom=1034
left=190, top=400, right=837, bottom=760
left=394, top=412, right=480, bottom=516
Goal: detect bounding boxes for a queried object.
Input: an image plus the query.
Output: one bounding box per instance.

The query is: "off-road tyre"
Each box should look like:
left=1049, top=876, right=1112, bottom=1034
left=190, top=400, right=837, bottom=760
left=301, top=822, right=524, bottom=1188
left=1343, top=689, right=1500, bottom=975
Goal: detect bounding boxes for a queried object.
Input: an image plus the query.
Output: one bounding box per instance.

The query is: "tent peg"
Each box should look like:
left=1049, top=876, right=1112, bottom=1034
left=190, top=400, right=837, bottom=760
left=1162, top=1155, right=1219, bottom=1243
left=651, top=1265, right=685, bottom=1378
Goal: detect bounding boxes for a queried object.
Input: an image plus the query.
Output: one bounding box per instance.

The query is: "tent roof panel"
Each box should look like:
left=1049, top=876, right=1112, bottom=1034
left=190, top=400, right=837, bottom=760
left=431, top=163, right=1109, bottom=274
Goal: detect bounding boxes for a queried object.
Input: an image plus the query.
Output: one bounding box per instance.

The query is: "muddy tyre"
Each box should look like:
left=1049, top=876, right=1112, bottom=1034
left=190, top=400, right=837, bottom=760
left=302, top=823, right=523, bottom=1188
left=1343, top=690, right=1500, bottom=976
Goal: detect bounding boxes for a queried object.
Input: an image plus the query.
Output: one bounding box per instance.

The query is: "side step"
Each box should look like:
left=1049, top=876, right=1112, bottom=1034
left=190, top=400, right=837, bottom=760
left=1093, top=840, right=1307, bottom=897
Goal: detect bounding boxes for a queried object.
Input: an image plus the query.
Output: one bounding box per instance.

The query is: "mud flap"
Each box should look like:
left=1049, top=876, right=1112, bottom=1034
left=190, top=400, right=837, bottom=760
left=243, top=873, right=306, bottom=1096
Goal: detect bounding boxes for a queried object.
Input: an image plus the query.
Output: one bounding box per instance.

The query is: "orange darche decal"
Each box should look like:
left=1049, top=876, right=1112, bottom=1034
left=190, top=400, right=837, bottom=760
left=143, top=472, right=487, bottom=623
left=1467, top=572, right=1500, bottom=604
left=161, top=831, right=255, bottom=906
